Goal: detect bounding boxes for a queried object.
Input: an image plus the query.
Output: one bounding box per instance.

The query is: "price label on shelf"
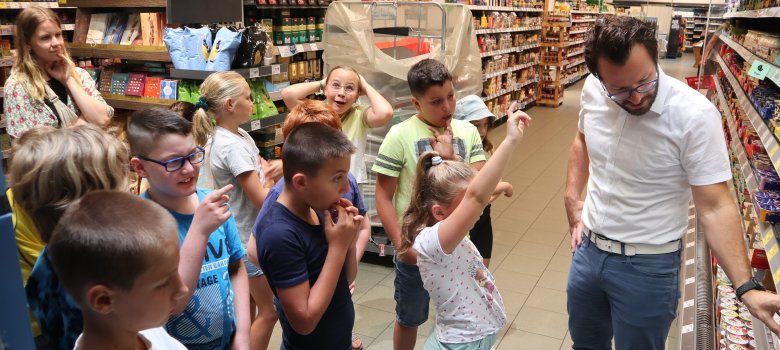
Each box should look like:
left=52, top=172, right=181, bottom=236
left=0, top=3, right=8, bottom=8
left=683, top=299, right=694, bottom=308
left=250, top=120, right=262, bottom=131
left=308, top=43, right=318, bottom=51
left=748, top=60, right=770, bottom=80
left=686, top=242, right=695, bottom=248
left=774, top=269, right=780, bottom=285
left=685, top=259, right=695, bottom=266
left=685, top=277, right=695, bottom=285
left=249, top=68, right=260, bottom=79
left=681, top=324, right=694, bottom=334
left=272, top=64, right=281, bottom=76
left=277, top=45, right=293, bottom=58
left=763, top=230, right=775, bottom=247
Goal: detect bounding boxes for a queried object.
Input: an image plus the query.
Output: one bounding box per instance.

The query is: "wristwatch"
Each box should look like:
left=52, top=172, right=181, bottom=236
left=736, top=278, right=766, bottom=301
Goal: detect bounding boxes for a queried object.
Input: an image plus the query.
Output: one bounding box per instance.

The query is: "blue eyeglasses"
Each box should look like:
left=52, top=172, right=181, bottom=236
left=600, top=69, right=659, bottom=102
left=136, top=147, right=206, bottom=172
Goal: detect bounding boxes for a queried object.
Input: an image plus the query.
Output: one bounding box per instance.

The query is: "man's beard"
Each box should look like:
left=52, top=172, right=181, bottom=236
left=616, top=89, right=658, bottom=116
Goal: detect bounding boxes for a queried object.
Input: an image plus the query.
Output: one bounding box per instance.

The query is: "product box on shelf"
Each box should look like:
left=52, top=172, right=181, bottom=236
left=753, top=190, right=780, bottom=223
left=110, top=73, right=129, bottom=95
left=160, top=79, right=178, bottom=100
left=143, top=76, right=163, bottom=99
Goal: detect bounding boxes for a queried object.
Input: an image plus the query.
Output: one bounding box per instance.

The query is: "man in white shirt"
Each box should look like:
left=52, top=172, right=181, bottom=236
left=565, top=15, right=780, bottom=350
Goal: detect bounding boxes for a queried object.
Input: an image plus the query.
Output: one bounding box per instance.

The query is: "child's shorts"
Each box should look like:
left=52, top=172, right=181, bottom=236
left=243, top=255, right=264, bottom=278
left=423, top=332, right=498, bottom=350
left=393, top=255, right=430, bottom=327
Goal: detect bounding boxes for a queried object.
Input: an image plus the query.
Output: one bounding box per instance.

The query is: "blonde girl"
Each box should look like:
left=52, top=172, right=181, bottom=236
left=5, top=6, right=112, bottom=138
left=191, top=71, right=277, bottom=349
left=281, top=65, right=393, bottom=183
left=12, top=125, right=130, bottom=349
left=402, top=104, right=530, bottom=350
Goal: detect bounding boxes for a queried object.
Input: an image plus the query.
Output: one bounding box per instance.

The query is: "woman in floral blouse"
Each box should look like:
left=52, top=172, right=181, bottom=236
left=4, top=6, right=112, bottom=138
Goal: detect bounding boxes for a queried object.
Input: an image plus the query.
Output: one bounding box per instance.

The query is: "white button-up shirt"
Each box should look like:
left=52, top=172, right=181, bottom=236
left=579, top=68, right=731, bottom=244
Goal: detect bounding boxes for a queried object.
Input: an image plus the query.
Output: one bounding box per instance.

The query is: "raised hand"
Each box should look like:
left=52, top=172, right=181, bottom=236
left=505, top=101, right=532, bottom=144
left=191, top=184, right=233, bottom=237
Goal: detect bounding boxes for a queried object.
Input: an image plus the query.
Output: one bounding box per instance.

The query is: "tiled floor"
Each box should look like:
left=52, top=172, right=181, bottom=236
left=265, top=53, right=700, bottom=350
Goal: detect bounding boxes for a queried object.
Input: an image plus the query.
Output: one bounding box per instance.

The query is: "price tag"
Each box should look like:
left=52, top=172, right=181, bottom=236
left=272, top=64, right=281, bottom=75
left=10, top=2, right=20, bottom=8
left=774, top=269, right=780, bottom=285
left=378, top=243, right=386, bottom=257
left=685, top=259, right=695, bottom=266
left=770, top=144, right=780, bottom=158
left=250, top=120, right=262, bottom=130
left=308, top=43, right=318, bottom=51
left=686, top=242, right=695, bottom=248
left=685, top=277, right=695, bottom=285
left=748, top=60, right=770, bottom=80
left=763, top=230, right=774, bottom=247
left=249, top=68, right=260, bottom=79
left=769, top=244, right=779, bottom=260
left=683, top=299, right=695, bottom=308
left=681, top=324, right=694, bottom=334
left=687, top=228, right=695, bottom=234
left=277, top=45, right=292, bottom=58
left=0, top=2, right=8, bottom=8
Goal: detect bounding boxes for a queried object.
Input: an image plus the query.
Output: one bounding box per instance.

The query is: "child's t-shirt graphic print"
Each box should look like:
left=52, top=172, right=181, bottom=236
left=414, top=222, right=506, bottom=344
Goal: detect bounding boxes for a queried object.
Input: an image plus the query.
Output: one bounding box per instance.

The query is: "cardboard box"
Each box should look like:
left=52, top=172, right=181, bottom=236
left=160, top=79, right=178, bottom=100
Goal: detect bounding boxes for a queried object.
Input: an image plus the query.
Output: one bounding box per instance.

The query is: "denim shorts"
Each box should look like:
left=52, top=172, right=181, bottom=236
left=424, top=333, right=497, bottom=350
left=243, top=255, right=264, bottom=278
left=393, top=256, right=430, bottom=327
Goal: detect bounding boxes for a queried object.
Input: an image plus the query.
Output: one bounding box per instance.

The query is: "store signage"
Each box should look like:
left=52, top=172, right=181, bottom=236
left=167, top=0, right=244, bottom=24
left=748, top=60, right=770, bottom=80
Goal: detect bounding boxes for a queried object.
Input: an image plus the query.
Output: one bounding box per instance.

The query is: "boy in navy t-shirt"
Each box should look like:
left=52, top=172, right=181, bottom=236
left=128, top=108, right=250, bottom=349
left=255, top=122, right=362, bottom=349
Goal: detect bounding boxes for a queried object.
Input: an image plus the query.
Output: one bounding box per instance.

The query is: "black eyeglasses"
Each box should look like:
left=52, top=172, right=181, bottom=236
left=600, top=69, right=659, bottom=102
left=136, top=147, right=206, bottom=172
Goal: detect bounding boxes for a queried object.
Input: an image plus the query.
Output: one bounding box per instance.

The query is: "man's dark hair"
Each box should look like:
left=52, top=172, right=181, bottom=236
left=407, top=59, right=452, bottom=98
left=585, top=15, right=658, bottom=79
left=48, top=190, right=179, bottom=306
left=127, top=107, right=193, bottom=156
left=282, top=122, right=355, bottom=183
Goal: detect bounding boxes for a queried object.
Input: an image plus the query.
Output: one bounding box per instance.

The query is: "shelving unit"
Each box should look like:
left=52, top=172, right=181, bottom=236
left=471, top=2, right=543, bottom=114
left=719, top=34, right=780, bottom=87
left=538, top=17, right=567, bottom=107
left=67, top=43, right=172, bottom=62
left=724, top=6, right=780, bottom=18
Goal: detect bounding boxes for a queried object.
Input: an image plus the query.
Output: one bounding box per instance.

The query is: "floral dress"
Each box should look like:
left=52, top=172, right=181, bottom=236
left=3, top=67, right=113, bottom=138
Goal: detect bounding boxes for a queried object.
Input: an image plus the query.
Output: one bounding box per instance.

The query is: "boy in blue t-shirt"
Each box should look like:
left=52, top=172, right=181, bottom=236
left=255, top=122, right=362, bottom=349
left=128, top=108, right=250, bottom=349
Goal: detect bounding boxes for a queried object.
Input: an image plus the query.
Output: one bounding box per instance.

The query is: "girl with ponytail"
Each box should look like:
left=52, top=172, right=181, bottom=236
left=404, top=102, right=531, bottom=349
left=190, top=71, right=277, bottom=349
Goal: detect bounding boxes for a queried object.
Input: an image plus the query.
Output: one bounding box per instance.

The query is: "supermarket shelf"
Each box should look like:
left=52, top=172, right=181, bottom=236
left=571, top=10, right=600, bottom=14
left=0, top=2, right=59, bottom=9
left=566, top=50, right=584, bottom=58
left=716, top=53, right=780, bottom=187
left=543, top=21, right=571, bottom=28
left=482, top=61, right=537, bottom=81
left=475, top=26, right=541, bottom=35
left=719, top=35, right=780, bottom=87
left=480, top=43, right=539, bottom=58
left=65, top=0, right=165, bottom=7
left=571, top=18, right=596, bottom=23
left=0, top=56, right=13, bottom=67
left=481, top=78, right=538, bottom=101
left=61, top=24, right=75, bottom=31
left=675, top=205, right=698, bottom=350
left=239, top=113, right=288, bottom=132
left=103, top=94, right=172, bottom=111
left=566, top=58, right=586, bottom=68
left=272, top=42, right=322, bottom=56
left=170, top=64, right=287, bottom=80
left=714, top=78, right=740, bottom=146
left=0, top=23, right=74, bottom=34
left=569, top=29, right=588, bottom=35
left=566, top=39, right=586, bottom=47
left=724, top=7, right=780, bottom=18
left=467, top=5, right=543, bottom=12
left=563, top=72, right=588, bottom=85
left=491, top=98, right=537, bottom=123
left=67, top=43, right=171, bottom=62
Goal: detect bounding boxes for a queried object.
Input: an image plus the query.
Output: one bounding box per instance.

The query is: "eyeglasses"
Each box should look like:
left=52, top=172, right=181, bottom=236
left=328, top=81, right=357, bottom=95
left=136, top=147, right=205, bottom=172
left=600, top=70, right=659, bottom=102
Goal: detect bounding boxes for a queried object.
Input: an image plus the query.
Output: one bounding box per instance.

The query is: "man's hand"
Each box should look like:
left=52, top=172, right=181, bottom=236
left=565, top=197, right=584, bottom=253
left=324, top=202, right=361, bottom=252
left=428, top=124, right=457, bottom=161
left=741, top=290, right=780, bottom=335
left=190, top=184, right=233, bottom=237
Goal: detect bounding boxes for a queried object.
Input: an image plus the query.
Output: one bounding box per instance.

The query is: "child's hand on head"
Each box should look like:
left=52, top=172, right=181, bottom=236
left=505, top=101, right=532, bottom=143
left=191, top=184, right=234, bottom=236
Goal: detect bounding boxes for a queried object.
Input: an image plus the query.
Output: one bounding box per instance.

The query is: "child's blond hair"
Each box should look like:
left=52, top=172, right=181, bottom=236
left=191, top=71, right=248, bottom=146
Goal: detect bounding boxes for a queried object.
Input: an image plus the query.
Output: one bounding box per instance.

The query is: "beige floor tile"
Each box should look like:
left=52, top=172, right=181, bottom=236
left=522, top=229, right=567, bottom=247
left=511, top=306, right=569, bottom=339
left=537, top=269, right=569, bottom=292
left=379, top=269, right=396, bottom=288
left=366, top=324, right=428, bottom=350
left=560, top=332, right=574, bottom=350
left=356, top=270, right=392, bottom=293
left=359, top=262, right=395, bottom=275
left=527, top=221, right=569, bottom=238
left=490, top=243, right=514, bottom=263
left=500, top=289, right=530, bottom=316
left=353, top=304, right=396, bottom=338
left=267, top=322, right=283, bottom=349
left=556, top=237, right=576, bottom=256
left=495, top=253, right=550, bottom=276
left=356, top=284, right=397, bottom=314
left=547, top=254, right=573, bottom=274
left=510, top=241, right=559, bottom=260
left=493, top=270, right=540, bottom=294
left=496, top=329, right=563, bottom=350
left=492, top=228, right=526, bottom=247
left=525, top=287, right=568, bottom=315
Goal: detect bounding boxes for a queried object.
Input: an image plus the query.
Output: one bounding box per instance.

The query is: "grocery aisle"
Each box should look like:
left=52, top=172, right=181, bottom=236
left=265, top=54, right=700, bottom=350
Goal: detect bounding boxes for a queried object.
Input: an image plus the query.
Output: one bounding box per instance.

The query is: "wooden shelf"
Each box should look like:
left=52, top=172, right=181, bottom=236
left=467, top=5, right=543, bottom=12
left=103, top=94, right=173, bottom=111
left=273, top=42, right=323, bottom=57
left=67, top=43, right=171, bottom=62
left=65, top=0, right=166, bottom=7
left=0, top=2, right=60, bottom=9
left=239, top=113, right=288, bottom=132
left=475, top=26, right=542, bottom=35
left=724, top=7, right=780, bottom=18
left=169, top=64, right=287, bottom=80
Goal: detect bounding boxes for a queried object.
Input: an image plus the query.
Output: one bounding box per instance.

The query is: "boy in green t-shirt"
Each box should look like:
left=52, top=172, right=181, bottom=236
left=372, top=59, right=486, bottom=350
